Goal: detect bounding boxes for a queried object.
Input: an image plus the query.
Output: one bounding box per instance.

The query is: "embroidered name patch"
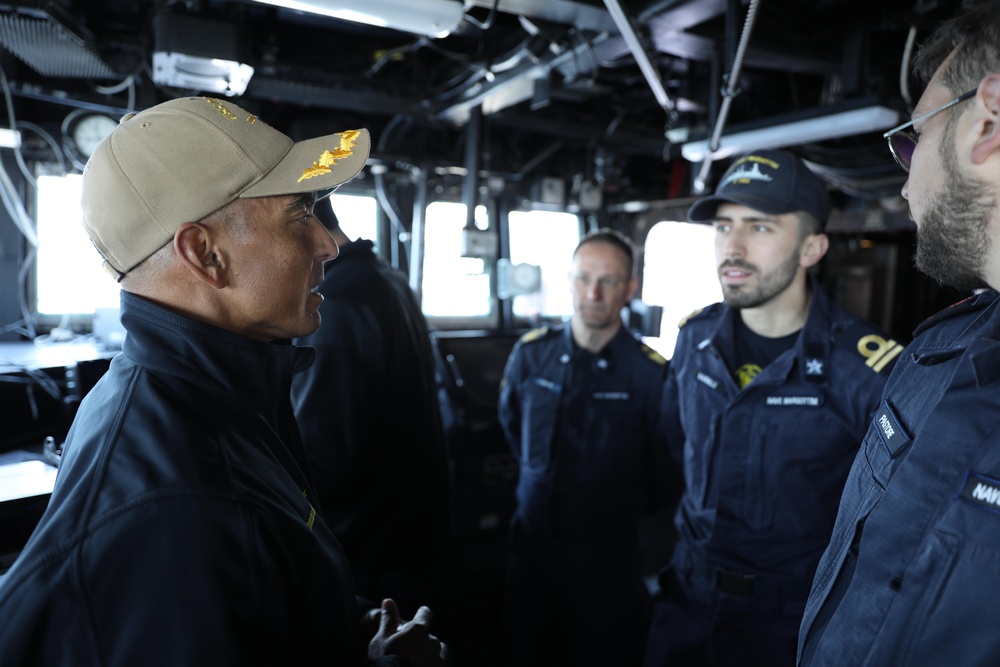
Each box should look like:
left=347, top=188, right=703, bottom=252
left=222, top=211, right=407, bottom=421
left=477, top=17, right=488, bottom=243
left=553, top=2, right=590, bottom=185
left=959, top=472, right=1000, bottom=515
left=532, top=378, right=560, bottom=392
left=696, top=372, right=719, bottom=390
left=764, top=394, right=823, bottom=407
left=874, top=399, right=911, bottom=457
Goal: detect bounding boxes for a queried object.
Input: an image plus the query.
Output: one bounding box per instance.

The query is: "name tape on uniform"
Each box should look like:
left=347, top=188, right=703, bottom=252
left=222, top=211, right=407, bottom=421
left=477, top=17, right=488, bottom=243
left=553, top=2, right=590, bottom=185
left=764, top=394, right=823, bottom=407
left=874, top=399, right=912, bottom=457
left=960, top=472, right=1000, bottom=515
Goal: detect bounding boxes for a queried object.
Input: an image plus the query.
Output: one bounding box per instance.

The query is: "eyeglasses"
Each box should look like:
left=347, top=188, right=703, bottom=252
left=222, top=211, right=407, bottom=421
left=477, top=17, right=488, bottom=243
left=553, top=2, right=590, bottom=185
left=572, top=273, right=628, bottom=290
left=883, top=88, right=977, bottom=172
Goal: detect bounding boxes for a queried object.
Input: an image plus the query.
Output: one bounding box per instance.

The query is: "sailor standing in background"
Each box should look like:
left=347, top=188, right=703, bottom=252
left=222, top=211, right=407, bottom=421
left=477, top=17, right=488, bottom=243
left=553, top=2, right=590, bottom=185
left=500, top=228, right=675, bottom=667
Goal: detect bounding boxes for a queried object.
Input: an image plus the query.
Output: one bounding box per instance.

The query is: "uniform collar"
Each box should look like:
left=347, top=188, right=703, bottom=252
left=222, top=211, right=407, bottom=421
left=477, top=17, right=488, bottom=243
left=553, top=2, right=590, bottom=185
left=912, top=289, right=998, bottom=339
left=119, top=291, right=314, bottom=412
left=909, top=290, right=1000, bottom=363
left=709, top=276, right=835, bottom=384
left=560, top=322, right=631, bottom=367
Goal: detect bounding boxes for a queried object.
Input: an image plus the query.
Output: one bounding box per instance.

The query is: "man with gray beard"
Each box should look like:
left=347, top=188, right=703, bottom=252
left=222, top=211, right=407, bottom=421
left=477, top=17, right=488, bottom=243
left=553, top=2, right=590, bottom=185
left=798, top=2, right=1000, bottom=664
left=643, top=150, right=899, bottom=667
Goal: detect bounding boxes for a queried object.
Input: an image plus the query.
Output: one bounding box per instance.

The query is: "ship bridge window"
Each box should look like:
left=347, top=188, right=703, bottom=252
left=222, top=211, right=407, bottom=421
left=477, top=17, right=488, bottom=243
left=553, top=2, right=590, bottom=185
left=325, top=193, right=378, bottom=250
left=36, top=174, right=120, bottom=316
left=642, top=220, right=722, bottom=359
left=33, top=179, right=381, bottom=320
left=421, top=202, right=491, bottom=318
left=508, top=210, right=580, bottom=320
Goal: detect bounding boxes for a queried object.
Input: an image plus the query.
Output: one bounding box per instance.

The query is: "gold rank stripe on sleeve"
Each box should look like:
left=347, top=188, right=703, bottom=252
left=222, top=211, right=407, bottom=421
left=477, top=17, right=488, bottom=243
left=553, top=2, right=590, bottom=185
left=857, top=334, right=904, bottom=373
left=641, top=343, right=667, bottom=365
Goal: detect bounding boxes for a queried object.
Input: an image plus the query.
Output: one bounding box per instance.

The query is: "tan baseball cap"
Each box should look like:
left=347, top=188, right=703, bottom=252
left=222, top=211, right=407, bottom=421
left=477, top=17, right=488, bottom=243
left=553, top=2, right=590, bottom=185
left=81, top=96, right=371, bottom=281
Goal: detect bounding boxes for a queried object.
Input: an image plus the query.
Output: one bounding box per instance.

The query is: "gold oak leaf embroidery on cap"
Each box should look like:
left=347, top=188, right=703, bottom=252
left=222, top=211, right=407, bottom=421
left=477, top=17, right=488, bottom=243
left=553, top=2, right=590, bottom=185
left=205, top=97, right=238, bottom=120
left=298, top=129, right=361, bottom=182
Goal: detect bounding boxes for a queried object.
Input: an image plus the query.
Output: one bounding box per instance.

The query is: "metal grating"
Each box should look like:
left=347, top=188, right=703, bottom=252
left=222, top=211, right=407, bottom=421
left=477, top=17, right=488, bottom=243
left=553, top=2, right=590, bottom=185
left=0, top=10, right=117, bottom=79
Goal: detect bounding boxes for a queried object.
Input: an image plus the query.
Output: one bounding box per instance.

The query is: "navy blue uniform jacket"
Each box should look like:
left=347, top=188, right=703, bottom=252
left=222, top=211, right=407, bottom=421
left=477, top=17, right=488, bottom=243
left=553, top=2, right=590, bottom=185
left=498, top=324, right=670, bottom=536
left=799, top=290, right=1000, bottom=666
left=667, top=284, right=898, bottom=591
left=292, top=239, right=450, bottom=581
left=0, top=292, right=404, bottom=666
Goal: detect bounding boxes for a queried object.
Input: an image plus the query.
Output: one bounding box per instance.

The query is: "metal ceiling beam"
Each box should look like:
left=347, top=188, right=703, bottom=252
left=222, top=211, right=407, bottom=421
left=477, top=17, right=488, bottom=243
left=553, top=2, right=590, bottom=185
left=433, top=31, right=612, bottom=125
left=464, top=0, right=620, bottom=34
left=602, top=0, right=672, bottom=112
left=644, top=0, right=837, bottom=73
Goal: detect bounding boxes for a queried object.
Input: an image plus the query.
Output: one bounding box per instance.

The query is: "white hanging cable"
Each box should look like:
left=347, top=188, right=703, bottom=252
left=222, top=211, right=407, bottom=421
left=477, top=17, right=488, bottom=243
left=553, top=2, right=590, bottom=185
left=0, top=65, right=39, bottom=247
left=900, top=26, right=918, bottom=108
left=95, top=74, right=136, bottom=112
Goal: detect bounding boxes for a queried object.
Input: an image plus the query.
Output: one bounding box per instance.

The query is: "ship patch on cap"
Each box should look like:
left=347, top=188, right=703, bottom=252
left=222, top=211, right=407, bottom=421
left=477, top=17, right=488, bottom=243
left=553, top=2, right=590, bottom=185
left=719, top=155, right=779, bottom=187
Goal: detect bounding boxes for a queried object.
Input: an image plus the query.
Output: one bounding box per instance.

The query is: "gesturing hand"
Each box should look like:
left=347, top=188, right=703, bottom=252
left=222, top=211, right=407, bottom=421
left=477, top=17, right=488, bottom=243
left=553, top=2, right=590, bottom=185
left=368, top=598, right=447, bottom=666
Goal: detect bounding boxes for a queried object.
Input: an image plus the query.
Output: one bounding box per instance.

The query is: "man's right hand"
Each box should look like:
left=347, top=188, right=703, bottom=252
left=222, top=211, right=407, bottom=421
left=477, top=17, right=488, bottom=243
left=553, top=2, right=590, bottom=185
left=368, top=598, right=447, bottom=666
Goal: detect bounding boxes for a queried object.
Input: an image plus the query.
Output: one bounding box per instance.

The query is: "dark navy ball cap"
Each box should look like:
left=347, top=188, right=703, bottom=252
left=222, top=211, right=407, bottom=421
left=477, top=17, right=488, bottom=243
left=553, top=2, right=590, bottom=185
left=687, top=150, right=831, bottom=227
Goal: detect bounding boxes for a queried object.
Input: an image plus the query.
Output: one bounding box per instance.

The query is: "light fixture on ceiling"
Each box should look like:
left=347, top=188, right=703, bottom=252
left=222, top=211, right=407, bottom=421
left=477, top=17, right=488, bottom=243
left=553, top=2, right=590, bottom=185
left=152, top=14, right=254, bottom=96
left=251, top=0, right=465, bottom=39
left=682, top=103, right=901, bottom=162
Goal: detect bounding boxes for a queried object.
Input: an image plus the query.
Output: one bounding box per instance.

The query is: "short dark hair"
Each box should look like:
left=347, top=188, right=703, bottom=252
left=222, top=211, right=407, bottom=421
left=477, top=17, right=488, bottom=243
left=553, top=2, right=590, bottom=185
left=914, top=0, right=1000, bottom=94
left=574, top=228, right=635, bottom=278
left=313, top=199, right=341, bottom=232
left=796, top=212, right=824, bottom=239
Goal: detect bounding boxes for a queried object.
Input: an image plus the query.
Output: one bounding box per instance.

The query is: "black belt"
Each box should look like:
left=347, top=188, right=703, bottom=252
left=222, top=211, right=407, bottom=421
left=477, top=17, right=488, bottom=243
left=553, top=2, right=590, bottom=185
left=688, top=548, right=756, bottom=597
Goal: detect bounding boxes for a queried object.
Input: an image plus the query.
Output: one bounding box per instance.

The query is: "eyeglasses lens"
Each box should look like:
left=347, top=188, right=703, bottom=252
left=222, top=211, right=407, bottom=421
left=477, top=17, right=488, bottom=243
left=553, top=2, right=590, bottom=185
left=888, top=132, right=916, bottom=172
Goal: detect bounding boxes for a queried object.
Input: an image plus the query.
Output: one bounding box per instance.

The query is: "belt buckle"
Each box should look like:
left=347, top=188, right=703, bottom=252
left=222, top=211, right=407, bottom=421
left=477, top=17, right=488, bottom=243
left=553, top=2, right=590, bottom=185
left=716, top=567, right=755, bottom=597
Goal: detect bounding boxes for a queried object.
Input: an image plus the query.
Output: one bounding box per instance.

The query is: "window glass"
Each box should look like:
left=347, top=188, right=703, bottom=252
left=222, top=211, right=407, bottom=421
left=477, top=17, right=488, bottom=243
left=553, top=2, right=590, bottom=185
left=33, top=182, right=380, bottom=318
left=36, top=174, right=120, bottom=315
left=642, top=220, right=722, bottom=359
left=421, top=202, right=491, bottom=317
left=508, top=210, right=580, bottom=319
left=326, top=193, right=377, bottom=249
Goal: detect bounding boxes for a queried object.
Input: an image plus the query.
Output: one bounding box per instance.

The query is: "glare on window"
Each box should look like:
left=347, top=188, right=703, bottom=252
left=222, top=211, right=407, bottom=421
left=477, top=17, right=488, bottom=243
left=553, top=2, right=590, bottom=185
left=642, top=220, right=722, bottom=359
left=36, top=174, right=120, bottom=315
left=421, top=202, right=490, bottom=317
left=326, top=193, right=378, bottom=249
left=508, top=210, right=580, bottom=319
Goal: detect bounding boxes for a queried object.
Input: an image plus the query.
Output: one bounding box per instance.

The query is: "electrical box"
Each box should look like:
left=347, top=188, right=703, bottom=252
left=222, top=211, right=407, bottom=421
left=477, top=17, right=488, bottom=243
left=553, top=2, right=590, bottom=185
left=532, top=176, right=565, bottom=207
left=461, top=228, right=498, bottom=259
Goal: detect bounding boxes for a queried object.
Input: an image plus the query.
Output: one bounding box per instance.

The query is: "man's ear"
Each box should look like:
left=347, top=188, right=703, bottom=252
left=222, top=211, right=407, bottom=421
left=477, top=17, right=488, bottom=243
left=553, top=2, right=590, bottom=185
left=174, top=223, right=229, bottom=289
left=970, top=74, right=1000, bottom=165
left=626, top=276, right=639, bottom=302
left=799, top=233, right=829, bottom=269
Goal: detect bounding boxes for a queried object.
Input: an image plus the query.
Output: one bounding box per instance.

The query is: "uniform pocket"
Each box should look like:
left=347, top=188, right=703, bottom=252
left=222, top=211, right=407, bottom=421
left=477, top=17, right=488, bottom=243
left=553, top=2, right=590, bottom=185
left=520, top=378, right=561, bottom=470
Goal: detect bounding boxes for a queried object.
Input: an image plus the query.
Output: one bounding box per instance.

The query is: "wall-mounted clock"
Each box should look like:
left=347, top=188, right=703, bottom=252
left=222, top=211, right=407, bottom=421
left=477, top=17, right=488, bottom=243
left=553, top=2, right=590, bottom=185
left=71, top=113, right=118, bottom=159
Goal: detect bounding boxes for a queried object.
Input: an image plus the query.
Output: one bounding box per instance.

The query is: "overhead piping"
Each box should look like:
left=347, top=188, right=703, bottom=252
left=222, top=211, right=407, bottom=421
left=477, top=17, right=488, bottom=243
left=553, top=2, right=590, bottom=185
left=601, top=0, right=672, bottom=113
left=693, top=0, right=761, bottom=193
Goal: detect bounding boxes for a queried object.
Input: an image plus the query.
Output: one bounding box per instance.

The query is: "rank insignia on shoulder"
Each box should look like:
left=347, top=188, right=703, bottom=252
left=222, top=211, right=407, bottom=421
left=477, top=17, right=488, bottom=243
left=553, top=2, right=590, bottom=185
left=519, top=326, right=549, bottom=344
left=857, top=334, right=904, bottom=373
left=641, top=343, right=667, bottom=365
left=678, top=308, right=704, bottom=328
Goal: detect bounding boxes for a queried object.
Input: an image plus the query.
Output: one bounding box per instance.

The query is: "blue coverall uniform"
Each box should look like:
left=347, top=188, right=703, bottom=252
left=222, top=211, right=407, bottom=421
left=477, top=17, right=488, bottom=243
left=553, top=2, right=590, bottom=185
left=644, top=282, right=899, bottom=667
left=499, top=324, right=673, bottom=667
left=799, top=290, right=1000, bottom=666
